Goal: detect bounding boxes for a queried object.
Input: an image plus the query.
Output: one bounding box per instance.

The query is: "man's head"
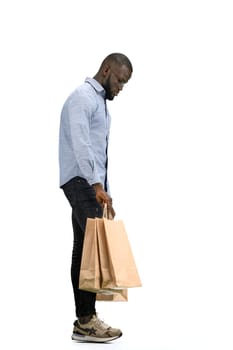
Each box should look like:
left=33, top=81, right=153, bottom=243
left=94, top=53, right=133, bottom=100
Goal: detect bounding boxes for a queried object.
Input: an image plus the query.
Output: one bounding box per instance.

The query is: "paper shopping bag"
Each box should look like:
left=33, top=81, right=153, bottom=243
left=96, top=218, right=113, bottom=288
left=79, top=217, right=128, bottom=301
left=96, top=217, right=142, bottom=289
left=96, top=288, right=128, bottom=301
left=79, top=218, right=101, bottom=291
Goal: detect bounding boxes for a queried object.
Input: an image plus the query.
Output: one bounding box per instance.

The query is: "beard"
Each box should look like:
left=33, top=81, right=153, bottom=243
left=103, top=77, right=114, bottom=101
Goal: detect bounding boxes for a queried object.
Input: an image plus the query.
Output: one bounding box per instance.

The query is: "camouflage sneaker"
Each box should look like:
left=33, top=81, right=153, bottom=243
left=71, top=315, right=122, bottom=343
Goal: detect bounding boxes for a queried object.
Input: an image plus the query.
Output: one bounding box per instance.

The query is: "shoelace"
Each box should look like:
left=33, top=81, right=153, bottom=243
left=94, top=316, right=110, bottom=330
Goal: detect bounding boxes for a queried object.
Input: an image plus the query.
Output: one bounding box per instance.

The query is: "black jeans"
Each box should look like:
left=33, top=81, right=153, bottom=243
left=61, top=176, right=103, bottom=318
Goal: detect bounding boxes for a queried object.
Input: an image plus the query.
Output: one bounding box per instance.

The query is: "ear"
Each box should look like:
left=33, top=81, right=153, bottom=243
left=103, top=64, right=111, bottom=77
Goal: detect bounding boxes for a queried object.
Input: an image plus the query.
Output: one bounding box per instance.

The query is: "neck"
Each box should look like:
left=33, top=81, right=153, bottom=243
left=93, top=73, right=103, bottom=86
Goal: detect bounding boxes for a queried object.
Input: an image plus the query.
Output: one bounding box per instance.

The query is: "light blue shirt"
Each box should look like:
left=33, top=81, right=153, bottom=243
left=59, top=78, right=111, bottom=190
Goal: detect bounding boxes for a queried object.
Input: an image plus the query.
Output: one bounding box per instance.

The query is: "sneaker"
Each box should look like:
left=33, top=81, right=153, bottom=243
left=71, top=314, right=122, bottom=343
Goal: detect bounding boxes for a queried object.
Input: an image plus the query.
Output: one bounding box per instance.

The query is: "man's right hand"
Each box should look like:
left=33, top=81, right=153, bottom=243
left=92, top=183, right=115, bottom=219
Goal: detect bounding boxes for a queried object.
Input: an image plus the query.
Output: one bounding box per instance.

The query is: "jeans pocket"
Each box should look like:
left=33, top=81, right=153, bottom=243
left=62, top=177, right=98, bottom=210
left=63, top=185, right=77, bottom=208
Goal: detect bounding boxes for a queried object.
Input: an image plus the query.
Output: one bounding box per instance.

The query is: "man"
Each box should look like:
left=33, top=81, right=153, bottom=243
left=59, top=53, right=133, bottom=342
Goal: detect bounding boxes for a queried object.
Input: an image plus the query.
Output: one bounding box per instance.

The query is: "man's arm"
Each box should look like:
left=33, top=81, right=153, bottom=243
left=68, top=92, right=101, bottom=185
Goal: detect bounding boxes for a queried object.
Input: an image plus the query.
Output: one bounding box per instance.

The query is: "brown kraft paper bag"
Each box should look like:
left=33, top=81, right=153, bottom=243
left=96, top=217, right=142, bottom=289
left=79, top=217, right=128, bottom=301
left=79, top=218, right=101, bottom=291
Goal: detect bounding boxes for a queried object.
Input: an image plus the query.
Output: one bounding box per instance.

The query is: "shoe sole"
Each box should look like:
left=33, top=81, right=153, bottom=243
left=72, top=332, right=122, bottom=343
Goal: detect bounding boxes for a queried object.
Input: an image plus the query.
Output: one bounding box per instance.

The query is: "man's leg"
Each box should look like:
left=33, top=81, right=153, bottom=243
left=71, top=211, right=96, bottom=318
left=62, top=177, right=103, bottom=317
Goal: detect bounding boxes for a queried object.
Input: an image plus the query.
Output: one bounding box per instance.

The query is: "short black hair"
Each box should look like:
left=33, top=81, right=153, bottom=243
left=102, top=53, right=133, bottom=73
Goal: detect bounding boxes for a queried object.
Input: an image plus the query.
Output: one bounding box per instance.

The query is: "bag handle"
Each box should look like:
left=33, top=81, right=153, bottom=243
left=103, top=203, right=108, bottom=219
left=102, top=203, right=113, bottom=220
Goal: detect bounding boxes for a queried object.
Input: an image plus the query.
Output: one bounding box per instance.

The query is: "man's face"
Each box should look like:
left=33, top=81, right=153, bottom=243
left=103, top=64, right=132, bottom=100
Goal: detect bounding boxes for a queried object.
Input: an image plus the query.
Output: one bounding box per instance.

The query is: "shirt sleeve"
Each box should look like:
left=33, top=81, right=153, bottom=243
left=68, top=90, right=101, bottom=185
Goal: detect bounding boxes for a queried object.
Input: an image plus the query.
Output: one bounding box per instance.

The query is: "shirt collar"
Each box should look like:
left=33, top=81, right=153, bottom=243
left=85, top=77, right=106, bottom=98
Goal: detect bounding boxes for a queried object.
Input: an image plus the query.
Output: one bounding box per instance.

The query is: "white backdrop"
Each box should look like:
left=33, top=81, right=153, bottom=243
left=0, top=1, right=233, bottom=349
